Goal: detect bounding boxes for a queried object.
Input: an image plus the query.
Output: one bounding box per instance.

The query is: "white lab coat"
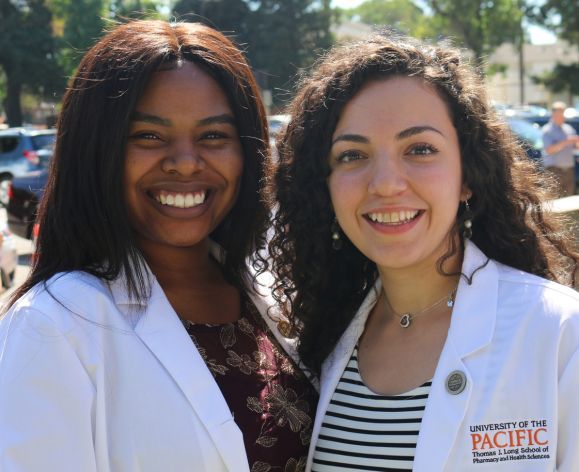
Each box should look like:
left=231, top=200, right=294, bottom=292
left=307, top=241, right=579, bottom=471
left=0, top=263, right=302, bottom=472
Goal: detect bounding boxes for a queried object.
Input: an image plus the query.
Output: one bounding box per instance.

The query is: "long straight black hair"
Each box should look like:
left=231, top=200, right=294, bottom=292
left=8, top=20, right=269, bottom=307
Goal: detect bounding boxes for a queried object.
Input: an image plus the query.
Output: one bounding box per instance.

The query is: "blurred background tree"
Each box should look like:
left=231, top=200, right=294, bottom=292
left=528, top=0, right=578, bottom=102
left=0, top=0, right=63, bottom=126
left=338, top=0, right=438, bottom=38
left=172, top=0, right=332, bottom=107
left=0, top=0, right=576, bottom=125
left=49, top=0, right=107, bottom=78
left=422, top=0, right=524, bottom=70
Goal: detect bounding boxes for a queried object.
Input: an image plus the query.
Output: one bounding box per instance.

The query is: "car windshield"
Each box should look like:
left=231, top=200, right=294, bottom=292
left=31, top=133, right=56, bottom=151
left=507, top=119, right=543, bottom=150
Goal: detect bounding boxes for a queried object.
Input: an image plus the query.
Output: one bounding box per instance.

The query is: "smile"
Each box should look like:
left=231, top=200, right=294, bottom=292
left=152, top=190, right=207, bottom=209
left=366, top=209, right=421, bottom=225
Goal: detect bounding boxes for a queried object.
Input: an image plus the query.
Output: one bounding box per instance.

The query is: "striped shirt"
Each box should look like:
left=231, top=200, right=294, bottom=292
left=312, top=346, right=431, bottom=471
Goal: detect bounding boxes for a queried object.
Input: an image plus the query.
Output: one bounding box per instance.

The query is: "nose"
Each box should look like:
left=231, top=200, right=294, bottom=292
left=162, top=141, right=206, bottom=176
left=367, top=153, right=408, bottom=196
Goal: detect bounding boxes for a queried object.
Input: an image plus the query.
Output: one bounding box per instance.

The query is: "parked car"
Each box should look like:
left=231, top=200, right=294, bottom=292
left=505, top=118, right=545, bottom=162
left=6, top=168, right=47, bottom=240
left=0, top=221, right=18, bottom=290
left=0, top=127, right=56, bottom=205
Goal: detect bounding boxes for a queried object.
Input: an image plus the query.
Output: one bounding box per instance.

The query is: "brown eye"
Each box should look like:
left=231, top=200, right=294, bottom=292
left=409, top=143, right=438, bottom=156
left=336, top=150, right=364, bottom=163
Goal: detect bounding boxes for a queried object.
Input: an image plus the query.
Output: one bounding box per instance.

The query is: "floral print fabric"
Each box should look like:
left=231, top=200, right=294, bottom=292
left=183, top=297, right=318, bottom=472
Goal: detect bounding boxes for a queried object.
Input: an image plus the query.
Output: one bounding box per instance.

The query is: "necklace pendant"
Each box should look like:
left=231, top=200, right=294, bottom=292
left=399, top=313, right=412, bottom=328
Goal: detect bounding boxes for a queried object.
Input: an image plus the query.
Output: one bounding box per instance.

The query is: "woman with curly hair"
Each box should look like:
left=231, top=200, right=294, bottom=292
left=0, top=20, right=317, bottom=471
left=269, top=32, right=579, bottom=471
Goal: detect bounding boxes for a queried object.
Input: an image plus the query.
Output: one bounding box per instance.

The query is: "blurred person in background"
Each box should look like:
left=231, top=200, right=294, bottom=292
left=0, top=20, right=317, bottom=471
left=269, top=33, right=579, bottom=471
left=542, top=101, right=579, bottom=197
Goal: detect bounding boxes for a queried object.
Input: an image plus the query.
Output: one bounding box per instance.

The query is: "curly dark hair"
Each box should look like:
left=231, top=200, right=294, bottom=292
left=267, top=32, right=578, bottom=376
left=8, top=20, right=269, bottom=308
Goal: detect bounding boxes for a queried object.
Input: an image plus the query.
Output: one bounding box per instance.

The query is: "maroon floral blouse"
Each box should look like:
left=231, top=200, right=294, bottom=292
left=183, top=296, right=318, bottom=472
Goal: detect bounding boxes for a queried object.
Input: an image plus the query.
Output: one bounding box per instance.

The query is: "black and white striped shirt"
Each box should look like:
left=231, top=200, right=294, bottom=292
left=312, top=346, right=431, bottom=471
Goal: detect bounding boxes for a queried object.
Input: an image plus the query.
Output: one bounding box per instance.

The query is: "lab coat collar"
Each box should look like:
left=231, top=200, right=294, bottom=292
left=308, top=241, right=499, bottom=472
left=449, top=240, right=497, bottom=358
left=306, top=279, right=382, bottom=470
left=107, top=242, right=250, bottom=472
left=413, top=241, right=498, bottom=471
left=134, top=278, right=249, bottom=471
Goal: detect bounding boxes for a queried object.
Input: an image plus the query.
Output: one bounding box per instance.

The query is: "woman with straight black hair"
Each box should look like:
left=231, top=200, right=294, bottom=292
left=0, top=20, right=316, bottom=471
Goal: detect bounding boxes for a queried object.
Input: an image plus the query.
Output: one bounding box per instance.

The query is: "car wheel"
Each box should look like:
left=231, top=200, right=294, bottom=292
left=0, top=176, right=12, bottom=207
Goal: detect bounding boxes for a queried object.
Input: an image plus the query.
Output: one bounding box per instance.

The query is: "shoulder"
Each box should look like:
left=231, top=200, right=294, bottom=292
left=563, top=123, right=576, bottom=135
left=541, top=122, right=554, bottom=133
left=464, top=242, right=579, bottom=322
left=2, top=271, right=130, bottom=334
left=496, top=262, right=578, bottom=313
left=488, top=261, right=579, bottom=343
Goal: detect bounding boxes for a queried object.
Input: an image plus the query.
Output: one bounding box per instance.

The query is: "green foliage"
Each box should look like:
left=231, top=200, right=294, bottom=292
left=343, top=0, right=437, bottom=38
left=172, top=0, right=333, bottom=105
left=424, top=0, right=524, bottom=67
left=487, top=62, right=508, bottom=78
left=50, top=0, right=107, bottom=77
left=532, top=62, right=579, bottom=97
left=528, top=0, right=578, bottom=45
left=0, top=0, right=63, bottom=125
left=109, top=0, right=167, bottom=20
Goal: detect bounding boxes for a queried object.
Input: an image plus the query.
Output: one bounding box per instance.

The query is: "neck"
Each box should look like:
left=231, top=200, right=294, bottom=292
left=138, top=238, right=227, bottom=291
left=378, top=250, right=462, bottom=316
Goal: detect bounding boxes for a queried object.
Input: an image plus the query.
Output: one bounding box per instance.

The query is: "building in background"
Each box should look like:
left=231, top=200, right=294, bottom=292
left=483, top=41, right=578, bottom=108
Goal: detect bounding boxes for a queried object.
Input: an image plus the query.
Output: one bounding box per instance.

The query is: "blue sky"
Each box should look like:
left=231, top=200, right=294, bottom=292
left=330, top=0, right=557, bottom=45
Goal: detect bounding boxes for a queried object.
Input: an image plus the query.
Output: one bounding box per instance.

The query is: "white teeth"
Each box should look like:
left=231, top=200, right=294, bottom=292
left=368, top=210, right=419, bottom=225
left=155, top=191, right=206, bottom=209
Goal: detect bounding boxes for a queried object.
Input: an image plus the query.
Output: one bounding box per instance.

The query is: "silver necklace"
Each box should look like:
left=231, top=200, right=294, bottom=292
left=385, top=287, right=457, bottom=328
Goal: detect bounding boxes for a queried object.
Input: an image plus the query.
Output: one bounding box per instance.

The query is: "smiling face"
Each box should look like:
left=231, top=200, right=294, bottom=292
left=124, top=61, right=243, bottom=250
left=328, top=76, right=470, bottom=276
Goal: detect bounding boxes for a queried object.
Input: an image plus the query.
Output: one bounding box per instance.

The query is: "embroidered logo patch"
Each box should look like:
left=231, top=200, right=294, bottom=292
left=469, top=420, right=550, bottom=464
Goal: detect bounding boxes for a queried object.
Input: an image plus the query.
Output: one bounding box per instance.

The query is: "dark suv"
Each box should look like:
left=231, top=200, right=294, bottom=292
left=0, top=127, right=56, bottom=204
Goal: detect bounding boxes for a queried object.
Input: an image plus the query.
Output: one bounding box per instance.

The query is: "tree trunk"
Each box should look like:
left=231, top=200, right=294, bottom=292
left=3, top=72, right=22, bottom=127
left=518, top=39, right=525, bottom=105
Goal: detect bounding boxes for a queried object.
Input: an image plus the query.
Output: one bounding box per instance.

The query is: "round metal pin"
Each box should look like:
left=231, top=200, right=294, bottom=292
left=445, top=370, right=467, bottom=395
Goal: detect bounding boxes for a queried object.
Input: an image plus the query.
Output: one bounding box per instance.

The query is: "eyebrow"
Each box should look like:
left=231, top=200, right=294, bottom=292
left=130, top=112, right=236, bottom=127
left=332, top=125, right=444, bottom=146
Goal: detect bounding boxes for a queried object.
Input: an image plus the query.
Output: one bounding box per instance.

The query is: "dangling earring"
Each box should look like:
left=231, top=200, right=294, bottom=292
left=331, top=218, right=343, bottom=250
left=462, top=199, right=473, bottom=239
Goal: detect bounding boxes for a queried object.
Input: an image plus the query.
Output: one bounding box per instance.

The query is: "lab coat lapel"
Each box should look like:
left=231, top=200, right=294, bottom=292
left=413, top=242, right=498, bottom=471
left=132, top=278, right=249, bottom=472
left=306, top=280, right=382, bottom=471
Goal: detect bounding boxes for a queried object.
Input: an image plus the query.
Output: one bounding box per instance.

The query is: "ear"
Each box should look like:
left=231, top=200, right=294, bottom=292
left=460, top=185, right=472, bottom=202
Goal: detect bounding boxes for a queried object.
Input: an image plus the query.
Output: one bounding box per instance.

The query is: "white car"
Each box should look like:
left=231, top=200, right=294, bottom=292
left=0, top=222, right=18, bottom=290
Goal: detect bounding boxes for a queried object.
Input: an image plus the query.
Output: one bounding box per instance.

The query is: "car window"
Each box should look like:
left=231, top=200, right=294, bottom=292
left=0, top=137, right=20, bottom=154
left=31, top=134, right=56, bottom=151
